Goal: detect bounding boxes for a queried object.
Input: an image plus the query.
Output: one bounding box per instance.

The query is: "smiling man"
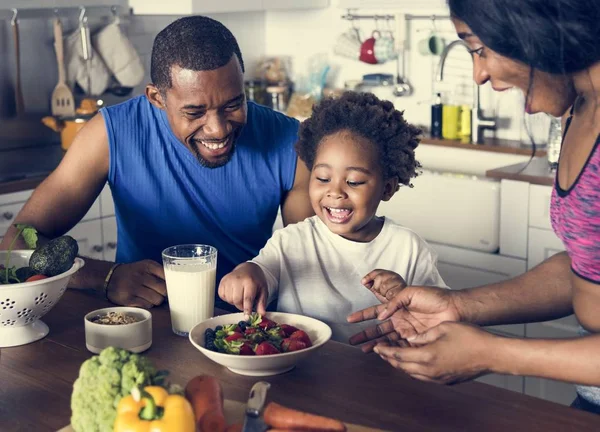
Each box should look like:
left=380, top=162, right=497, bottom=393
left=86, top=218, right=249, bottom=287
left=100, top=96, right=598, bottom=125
left=0, top=16, right=313, bottom=309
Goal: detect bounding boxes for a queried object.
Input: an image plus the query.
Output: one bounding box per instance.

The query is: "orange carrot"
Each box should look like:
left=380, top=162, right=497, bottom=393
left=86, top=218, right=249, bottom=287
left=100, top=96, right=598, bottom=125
left=185, top=375, right=227, bottom=432
left=263, top=402, right=347, bottom=432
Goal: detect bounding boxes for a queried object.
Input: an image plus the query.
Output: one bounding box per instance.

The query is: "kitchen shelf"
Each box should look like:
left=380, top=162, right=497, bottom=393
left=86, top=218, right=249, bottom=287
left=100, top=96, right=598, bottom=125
left=420, top=136, right=547, bottom=157
left=129, top=0, right=330, bottom=15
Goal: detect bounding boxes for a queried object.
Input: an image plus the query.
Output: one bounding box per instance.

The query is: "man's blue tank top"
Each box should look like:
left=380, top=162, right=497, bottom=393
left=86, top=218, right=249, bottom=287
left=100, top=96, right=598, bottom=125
left=100, top=96, right=299, bottom=283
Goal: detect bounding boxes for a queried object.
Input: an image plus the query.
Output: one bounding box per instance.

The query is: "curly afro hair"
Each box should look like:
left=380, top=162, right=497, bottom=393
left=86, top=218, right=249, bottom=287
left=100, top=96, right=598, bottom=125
left=295, top=92, right=422, bottom=187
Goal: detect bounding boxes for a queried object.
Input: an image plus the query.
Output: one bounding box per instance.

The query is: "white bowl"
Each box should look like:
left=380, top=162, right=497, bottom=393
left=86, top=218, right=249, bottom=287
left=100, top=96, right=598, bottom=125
left=189, top=312, right=332, bottom=376
left=0, top=250, right=85, bottom=347
left=84, top=307, right=153, bottom=354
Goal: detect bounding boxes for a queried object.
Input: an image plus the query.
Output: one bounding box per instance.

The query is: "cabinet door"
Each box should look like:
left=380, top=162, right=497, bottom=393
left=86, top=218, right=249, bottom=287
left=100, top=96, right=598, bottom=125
left=102, top=217, right=117, bottom=262
left=527, top=227, right=564, bottom=270
left=524, top=317, right=580, bottom=405
left=100, top=185, right=115, bottom=217
left=67, top=220, right=104, bottom=261
left=477, top=374, right=523, bottom=394
left=434, top=243, right=527, bottom=337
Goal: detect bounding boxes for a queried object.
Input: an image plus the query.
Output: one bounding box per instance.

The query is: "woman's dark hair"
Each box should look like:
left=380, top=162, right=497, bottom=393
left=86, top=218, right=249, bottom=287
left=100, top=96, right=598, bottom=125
left=448, top=0, right=600, bottom=74
left=151, top=16, right=245, bottom=91
left=295, top=92, right=421, bottom=187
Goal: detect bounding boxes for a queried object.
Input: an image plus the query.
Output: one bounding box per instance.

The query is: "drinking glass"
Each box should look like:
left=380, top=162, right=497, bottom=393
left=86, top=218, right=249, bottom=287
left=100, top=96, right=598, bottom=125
left=162, top=244, right=218, bottom=337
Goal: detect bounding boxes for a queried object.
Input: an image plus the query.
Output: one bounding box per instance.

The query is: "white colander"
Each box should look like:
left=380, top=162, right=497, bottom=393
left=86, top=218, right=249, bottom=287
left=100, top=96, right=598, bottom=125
left=0, top=250, right=84, bottom=347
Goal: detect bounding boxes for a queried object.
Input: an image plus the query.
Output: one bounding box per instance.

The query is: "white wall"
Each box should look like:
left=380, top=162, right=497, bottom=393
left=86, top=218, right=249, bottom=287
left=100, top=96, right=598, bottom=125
left=264, top=1, right=550, bottom=144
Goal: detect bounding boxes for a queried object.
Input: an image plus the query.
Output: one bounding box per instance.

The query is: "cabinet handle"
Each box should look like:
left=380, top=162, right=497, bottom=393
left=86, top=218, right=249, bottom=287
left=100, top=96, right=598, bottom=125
left=3, top=212, right=14, bottom=220
left=92, top=245, right=104, bottom=253
left=107, top=242, right=117, bottom=249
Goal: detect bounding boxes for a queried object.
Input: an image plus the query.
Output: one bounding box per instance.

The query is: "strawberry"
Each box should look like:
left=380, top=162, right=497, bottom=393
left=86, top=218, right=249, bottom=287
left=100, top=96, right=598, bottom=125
left=255, top=341, right=280, bottom=356
left=280, top=324, right=299, bottom=337
left=281, top=338, right=307, bottom=353
left=258, top=318, right=277, bottom=330
left=290, top=330, right=312, bottom=347
left=225, top=332, right=244, bottom=342
left=244, top=327, right=259, bottom=335
left=239, top=343, right=255, bottom=356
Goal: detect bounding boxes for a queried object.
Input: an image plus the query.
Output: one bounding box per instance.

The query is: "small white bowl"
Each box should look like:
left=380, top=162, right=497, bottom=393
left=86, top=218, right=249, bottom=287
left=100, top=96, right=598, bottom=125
left=84, top=307, right=152, bottom=354
left=189, top=312, right=332, bottom=376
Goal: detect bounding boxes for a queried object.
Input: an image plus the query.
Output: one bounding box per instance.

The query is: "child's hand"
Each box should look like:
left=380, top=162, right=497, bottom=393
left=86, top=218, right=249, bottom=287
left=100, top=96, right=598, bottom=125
left=218, top=262, right=269, bottom=316
left=361, top=269, right=407, bottom=303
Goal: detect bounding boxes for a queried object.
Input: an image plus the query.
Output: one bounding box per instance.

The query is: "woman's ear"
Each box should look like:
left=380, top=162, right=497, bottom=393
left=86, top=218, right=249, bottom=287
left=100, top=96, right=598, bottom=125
left=382, top=177, right=400, bottom=201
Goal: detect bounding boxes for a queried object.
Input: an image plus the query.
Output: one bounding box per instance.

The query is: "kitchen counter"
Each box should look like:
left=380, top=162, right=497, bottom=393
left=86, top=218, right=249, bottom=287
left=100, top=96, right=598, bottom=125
left=0, top=143, right=64, bottom=194
left=0, top=135, right=549, bottom=195
left=485, top=156, right=555, bottom=186
left=421, top=136, right=547, bottom=157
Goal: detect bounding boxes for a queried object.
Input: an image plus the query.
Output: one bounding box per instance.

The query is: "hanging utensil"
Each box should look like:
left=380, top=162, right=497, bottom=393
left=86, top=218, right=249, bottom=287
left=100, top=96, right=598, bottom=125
left=51, top=17, right=75, bottom=116
left=11, top=9, right=25, bottom=115
left=393, top=13, right=413, bottom=97
left=79, top=7, right=93, bottom=96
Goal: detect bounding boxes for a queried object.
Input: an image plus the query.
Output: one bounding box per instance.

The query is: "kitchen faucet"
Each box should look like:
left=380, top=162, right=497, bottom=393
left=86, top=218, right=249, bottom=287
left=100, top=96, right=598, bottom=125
left=436, top=40, right=496, bottom=144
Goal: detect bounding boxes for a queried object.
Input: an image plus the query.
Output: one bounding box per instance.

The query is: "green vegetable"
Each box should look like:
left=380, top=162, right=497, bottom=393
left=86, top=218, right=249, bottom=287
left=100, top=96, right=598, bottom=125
left=70, top=347, right=161, bottom=432
left=3, top=224, right=38, bottom=284
left=15, top=266, right=38, bottom=282
left=30, top=235, right=78, bottom=277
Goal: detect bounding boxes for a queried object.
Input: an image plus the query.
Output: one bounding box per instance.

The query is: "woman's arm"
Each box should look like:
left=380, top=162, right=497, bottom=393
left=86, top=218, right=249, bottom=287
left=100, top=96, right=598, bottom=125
left=454, top=251, right=574, bottom=326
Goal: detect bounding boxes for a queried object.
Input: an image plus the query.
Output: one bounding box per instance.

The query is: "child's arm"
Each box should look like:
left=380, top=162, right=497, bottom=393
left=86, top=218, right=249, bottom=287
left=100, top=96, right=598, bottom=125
left=218, top=231, right=284, bottom=315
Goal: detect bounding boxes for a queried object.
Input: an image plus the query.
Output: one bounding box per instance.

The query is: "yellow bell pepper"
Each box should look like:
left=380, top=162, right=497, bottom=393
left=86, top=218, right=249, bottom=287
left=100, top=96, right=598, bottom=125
left=113, top=386, right=195, bottom=432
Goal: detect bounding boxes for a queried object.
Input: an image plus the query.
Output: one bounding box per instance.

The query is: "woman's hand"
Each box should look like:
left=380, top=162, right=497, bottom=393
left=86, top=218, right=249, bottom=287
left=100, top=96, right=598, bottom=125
left=218, top=262, right=269, bottom=315
left=347, top=286, right=461, bottom=351
left=374, top=322, right=498, bottom=385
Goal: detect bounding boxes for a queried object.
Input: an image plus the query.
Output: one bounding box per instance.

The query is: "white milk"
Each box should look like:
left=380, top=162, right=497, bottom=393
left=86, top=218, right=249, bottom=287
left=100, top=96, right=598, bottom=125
left=164, top=262, right=216, bottom=335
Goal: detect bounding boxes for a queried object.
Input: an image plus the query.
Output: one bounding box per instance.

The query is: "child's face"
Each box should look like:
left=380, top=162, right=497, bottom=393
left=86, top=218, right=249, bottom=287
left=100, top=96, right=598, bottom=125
left=309, top=130, right=398, bottom=242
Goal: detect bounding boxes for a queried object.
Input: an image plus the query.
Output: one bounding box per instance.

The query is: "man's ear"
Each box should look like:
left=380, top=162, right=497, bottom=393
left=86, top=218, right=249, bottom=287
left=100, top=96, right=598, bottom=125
left=146, top=84, right=166, bottom=109
left=382, top=177, right=400, bottom=202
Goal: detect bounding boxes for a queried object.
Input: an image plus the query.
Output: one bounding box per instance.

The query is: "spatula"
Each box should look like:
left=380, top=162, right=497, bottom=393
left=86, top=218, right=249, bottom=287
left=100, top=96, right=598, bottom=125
left=51, top=18, right=75, bottom=117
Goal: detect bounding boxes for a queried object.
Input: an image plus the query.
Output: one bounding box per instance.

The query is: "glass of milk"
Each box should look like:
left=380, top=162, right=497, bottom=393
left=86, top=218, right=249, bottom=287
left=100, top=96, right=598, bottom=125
left=162, top=244, right=218, bottom=337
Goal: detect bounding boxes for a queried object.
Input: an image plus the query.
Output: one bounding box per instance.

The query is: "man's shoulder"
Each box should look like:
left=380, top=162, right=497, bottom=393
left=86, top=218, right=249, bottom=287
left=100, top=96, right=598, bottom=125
left=101, top=95, right=153, bottom=120
left=246, top=102, right=299, bottom=137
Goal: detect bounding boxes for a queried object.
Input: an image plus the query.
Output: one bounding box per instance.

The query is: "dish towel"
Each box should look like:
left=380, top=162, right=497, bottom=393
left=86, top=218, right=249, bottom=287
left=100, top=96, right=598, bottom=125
left=94, top=22, right=145, bottom=88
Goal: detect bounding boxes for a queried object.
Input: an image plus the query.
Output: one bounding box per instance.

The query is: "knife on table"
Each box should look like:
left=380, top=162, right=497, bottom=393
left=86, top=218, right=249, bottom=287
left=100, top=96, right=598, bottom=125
left=242, top=381, right=271, bottom=432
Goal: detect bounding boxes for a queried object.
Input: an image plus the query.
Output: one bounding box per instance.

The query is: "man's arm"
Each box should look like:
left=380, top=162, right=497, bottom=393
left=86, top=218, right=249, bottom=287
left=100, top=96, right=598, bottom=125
left=280, top=157, right=314, bottom=226
left=454, top=251, right=573, bottom=326
left=0, top=114, right=113, bottom=290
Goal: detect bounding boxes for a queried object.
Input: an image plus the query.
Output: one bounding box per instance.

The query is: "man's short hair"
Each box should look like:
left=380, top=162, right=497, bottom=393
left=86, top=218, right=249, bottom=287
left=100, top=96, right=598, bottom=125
left=150, top=16, right=245, bottom=91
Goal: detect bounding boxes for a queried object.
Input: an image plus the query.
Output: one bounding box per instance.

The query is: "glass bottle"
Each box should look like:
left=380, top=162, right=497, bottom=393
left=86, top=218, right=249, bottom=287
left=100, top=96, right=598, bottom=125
left=547, top=116, right=562, bottom=171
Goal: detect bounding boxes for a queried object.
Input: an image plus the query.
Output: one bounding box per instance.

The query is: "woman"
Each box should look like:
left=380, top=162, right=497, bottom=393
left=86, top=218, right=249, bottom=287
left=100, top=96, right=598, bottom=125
left=346, top=0, right=600, bottom=414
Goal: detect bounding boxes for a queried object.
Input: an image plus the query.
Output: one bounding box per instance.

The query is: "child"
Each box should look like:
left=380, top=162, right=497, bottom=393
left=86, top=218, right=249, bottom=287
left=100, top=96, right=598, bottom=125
left=218, top=92, right=448, bottom=343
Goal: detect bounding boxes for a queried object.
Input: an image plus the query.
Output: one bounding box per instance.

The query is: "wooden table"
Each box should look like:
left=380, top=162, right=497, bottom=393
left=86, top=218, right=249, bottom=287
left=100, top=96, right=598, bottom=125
left=1, top=290, right=599, bottom=432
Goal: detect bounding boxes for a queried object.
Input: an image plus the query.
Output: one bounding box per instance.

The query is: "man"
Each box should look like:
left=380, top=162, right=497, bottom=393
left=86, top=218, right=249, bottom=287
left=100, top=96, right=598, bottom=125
left=0, top=16, right=313, bottom=309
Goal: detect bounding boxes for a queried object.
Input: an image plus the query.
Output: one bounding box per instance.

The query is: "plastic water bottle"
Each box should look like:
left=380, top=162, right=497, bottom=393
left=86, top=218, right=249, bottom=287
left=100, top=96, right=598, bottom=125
left=547, top=116, right=562, bottom=171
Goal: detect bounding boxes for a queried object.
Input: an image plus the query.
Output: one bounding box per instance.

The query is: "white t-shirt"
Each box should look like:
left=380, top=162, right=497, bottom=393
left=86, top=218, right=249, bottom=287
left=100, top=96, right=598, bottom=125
left=251, top=216, right=448, bottom=343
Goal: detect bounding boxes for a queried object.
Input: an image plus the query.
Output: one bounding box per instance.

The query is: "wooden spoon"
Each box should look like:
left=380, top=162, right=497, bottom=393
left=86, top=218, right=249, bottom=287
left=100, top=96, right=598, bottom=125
left=51, top=18, right=75, bottom=117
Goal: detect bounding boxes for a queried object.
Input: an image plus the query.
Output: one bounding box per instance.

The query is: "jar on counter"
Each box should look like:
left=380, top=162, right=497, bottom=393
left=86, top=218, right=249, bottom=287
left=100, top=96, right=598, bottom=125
left=266, top=85, right=288, bottom=113
left=244, top=79, right=268, bottom=106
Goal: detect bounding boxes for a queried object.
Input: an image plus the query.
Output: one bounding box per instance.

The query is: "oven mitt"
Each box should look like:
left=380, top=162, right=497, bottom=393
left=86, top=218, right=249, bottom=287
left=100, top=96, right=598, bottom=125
left=94, top=22, right=145, bottom=88
left=64, top=29, right=111, bottom=96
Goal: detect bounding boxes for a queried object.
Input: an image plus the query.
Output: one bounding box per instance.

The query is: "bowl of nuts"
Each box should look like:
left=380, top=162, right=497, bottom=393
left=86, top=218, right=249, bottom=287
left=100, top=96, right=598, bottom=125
left=84, top=307, right=152, bottom=354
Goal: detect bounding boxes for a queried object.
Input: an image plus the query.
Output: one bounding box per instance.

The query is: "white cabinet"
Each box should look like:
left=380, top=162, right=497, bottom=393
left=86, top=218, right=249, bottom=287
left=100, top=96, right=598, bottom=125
left=129, top=0, right=329, bottom=15
left=527, top=227, right=565, bottom=271
left=433, top=243, right=527, bottom=337
left=67, top=220, right=105, bottom=261
left=524, top=316, right=580, bottom=406
left=102, top=217, right=118, bottom=262
left=477, top=373, right=523, bottom=394
left=100, top=186, right=115, bottom=217
left=337, top=0, right=447, bottom=9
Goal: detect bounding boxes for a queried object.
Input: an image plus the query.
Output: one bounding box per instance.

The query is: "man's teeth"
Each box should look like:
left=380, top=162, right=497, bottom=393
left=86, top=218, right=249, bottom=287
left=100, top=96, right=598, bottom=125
left=201, top=140, right=226, bottom=150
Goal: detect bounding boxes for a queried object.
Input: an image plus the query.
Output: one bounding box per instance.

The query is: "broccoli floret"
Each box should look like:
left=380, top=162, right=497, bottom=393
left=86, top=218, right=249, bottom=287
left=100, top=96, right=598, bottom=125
left=70, top=347, right=158, bottom=432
